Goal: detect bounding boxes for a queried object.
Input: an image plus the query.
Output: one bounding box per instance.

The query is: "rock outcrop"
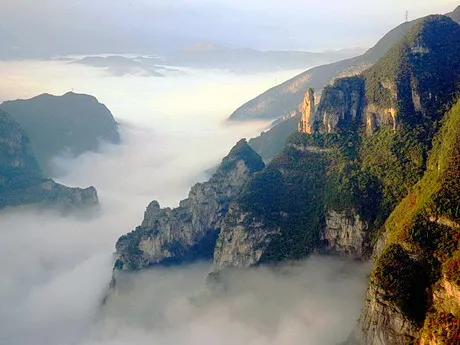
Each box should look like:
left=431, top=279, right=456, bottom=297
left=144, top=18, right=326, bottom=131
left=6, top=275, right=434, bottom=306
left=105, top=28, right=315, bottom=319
left=1, top=92, right=120, bottom=173
left=298, top=88, right=316, bottom=133
left=228, top=19, right=417, bottom=122
left=109, top=12, right=460, bottom=345
left=0, top=110, right=98, bottom=209
left=351, top=79, right=460, bottom=344
left=212, top=16, right=460, bottom=284
left=114, top=139, right=265, bottom=271
left=322, top=210, right=367, bottom=259
left=349, top=282, right=420, bottom=345
left=213, top=203, right=279, bottom=270
left=312, top=16, right=460, bottom=137
left=315, top=76, right=365, bottom=133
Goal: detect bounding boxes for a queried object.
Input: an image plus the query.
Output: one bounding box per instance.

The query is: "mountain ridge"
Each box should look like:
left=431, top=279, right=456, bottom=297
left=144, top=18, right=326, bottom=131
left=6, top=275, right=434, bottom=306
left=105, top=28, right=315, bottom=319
left=0, top=109, right=98, bottom=209
left=0, top=92, right=120, bottom=174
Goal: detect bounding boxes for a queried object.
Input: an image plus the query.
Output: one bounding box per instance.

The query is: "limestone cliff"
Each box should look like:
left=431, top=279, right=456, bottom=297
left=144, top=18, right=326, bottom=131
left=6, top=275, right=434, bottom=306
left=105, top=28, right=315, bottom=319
left=315, top=76, right=365, bottom=133
left=322, top=210, right=367, bottom=259
left=228, top=19, right=418, bottom=122
left=0, top=110, right=98, bottom=209
left=114, top=139, right=264, bottom=271
left=213, top=138, right=330, bottom=269
left=350, top=96, right=460, bottom=344
left=298, top=88, right=316, bottom=133
left=212, top=16, right=460, bottom=276
left=313, top=16, right=460, bottom=137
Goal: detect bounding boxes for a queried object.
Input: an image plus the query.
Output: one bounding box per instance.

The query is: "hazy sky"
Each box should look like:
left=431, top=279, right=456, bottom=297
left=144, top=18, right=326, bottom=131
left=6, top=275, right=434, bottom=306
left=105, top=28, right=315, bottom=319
left=0, top=0, right=458, bottom=57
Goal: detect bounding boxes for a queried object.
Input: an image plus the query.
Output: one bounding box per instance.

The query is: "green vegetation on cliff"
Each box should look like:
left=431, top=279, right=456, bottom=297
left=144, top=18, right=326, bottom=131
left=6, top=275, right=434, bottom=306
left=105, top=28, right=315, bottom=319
left=248, top=115, right=299, bottom=162
left=216, top=15, right=460, bottom=269
left=372, top=97, right=460, bottom=339
left=364, top=15, right=460, bottom=124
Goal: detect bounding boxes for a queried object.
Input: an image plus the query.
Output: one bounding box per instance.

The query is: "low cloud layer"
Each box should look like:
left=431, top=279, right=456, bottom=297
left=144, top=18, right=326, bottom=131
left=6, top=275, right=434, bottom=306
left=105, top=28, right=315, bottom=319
left=0, top=123, right=371, bottom=345
left=93, top=259, right=370, bottom=345
left=1, top=63, right=370, bottom=345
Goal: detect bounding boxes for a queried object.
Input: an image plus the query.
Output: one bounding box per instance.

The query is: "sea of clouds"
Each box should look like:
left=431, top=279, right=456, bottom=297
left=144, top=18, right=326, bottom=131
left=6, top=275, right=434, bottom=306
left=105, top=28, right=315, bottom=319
left=0, top=60, right=370, bottom=345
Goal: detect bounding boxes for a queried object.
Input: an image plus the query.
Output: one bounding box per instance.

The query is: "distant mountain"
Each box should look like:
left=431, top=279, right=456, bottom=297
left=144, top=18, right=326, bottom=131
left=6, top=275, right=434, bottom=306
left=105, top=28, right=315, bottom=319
left=447, top=5, right=460, bottom=22
left=1, top=92, right=120, bottom=174
left=182, top=42, right=228, bottom=52
left=245, top=10, right=460, bottom=161
left=248, top=114, right=299, bottom=162
left=0, top=110, right=98, bottom=209
left=72, top=46, right=364, bottom=77
left=166, top=44, right=365, bottom=73
left=72, top=56, right=167, bottom=77
left=228, top=20, right=416, bottom=122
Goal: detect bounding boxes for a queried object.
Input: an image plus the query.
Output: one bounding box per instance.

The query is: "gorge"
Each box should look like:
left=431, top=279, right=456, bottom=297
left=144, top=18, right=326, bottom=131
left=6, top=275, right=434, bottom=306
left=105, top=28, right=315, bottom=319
left=112, top=13, right=460, bottom=345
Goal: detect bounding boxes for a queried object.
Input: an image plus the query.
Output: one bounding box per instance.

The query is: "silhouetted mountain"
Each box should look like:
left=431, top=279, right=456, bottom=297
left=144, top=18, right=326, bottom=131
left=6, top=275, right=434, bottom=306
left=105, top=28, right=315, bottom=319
left=0, top=110, right=98, bottom=209
left=72, top=47, right=364, bottom=76
left=1, top=92, right=120, bottom=174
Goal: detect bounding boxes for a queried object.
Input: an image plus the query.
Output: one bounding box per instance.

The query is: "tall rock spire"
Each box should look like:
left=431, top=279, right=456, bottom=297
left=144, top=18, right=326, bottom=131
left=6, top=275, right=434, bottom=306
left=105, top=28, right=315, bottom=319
left=298, top=88, right=316, bottom=133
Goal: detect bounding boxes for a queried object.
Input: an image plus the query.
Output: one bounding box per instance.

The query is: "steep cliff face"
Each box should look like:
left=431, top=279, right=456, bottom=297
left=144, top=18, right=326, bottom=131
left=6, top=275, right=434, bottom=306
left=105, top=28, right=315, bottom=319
left=114, top=139, right=265, bottom=271
left=1, top=92, right=120, bottom=173
left=213, top=16, right=460, bottom=275
left=0, top=110, right=42, bottom=177
left=213, top=135, right=338, bottom=269
left=228, top=20, right=417, bottom=122
left=315, top=76, right=365, bottom=133
left=298, top=88, right=316, bottom=133
left=213, top=203, right=278, bottom=270
left=322, top=210, right=367, bottom=259
left=0, top=110, right=98, bottom=209
left=351, top=95, right=460, bottom=345
left=313, top=16, right=460, bottom=136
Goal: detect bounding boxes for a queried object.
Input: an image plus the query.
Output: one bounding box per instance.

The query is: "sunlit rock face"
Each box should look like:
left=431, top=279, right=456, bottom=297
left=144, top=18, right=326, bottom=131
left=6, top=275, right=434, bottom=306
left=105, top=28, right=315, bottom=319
left=349, top=281, right=420, bottom=345
left=114, top=139, right=265, bottom=271
left=0, top=110, right=98, bottom=209
left=298, top=88, right=316, bottom=134
left=322, top=210, right=367, bottom=259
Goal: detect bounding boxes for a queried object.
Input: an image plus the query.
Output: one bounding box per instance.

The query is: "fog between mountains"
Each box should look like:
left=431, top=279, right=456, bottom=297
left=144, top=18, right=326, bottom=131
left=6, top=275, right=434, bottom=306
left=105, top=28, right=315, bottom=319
left=0, top=62, right=370, bottom=345
left=0, top=121, right=370, bottom=345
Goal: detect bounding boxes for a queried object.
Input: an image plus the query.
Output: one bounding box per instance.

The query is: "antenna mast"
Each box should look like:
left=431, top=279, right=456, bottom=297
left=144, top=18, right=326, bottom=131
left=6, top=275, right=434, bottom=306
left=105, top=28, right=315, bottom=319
left=405, top=11, right=409, bottom=22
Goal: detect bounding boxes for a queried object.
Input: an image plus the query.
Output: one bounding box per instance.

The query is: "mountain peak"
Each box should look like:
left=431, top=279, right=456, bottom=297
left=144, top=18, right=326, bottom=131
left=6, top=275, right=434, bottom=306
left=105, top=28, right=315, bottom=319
left=219, top=139, right=265, bottom=174
left=182, top=42, right=228, bottom=52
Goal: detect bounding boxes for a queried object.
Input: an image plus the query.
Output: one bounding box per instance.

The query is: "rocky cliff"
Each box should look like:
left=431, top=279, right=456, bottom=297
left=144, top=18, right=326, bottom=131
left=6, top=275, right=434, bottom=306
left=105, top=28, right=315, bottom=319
left=229, top=19, right=417, bottom=122
left=1, top=92, right=120, bottom=173
left=350, top=91, right=460, bottom=345
left=246, top=9, right=460, bottom=163
left=114, top=139, right=264, bottom=271
left=110, top=12, right=460, bottom=345
left=314, top=16, right=460, bottom=136
left=0, top=110, right=98, bottom=209
left=213, top=15, right=460, bottom=271
left=297, top=88, right=316, bottom=133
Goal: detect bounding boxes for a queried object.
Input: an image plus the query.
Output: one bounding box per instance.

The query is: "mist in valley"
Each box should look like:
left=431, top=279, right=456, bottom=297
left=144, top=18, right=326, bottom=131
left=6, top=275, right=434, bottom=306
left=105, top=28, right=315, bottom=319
left=0, top=60, right=372, bottom=345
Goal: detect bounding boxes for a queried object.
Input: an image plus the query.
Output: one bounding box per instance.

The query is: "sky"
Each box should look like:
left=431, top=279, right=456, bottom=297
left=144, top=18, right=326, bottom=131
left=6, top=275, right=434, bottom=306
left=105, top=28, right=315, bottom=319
left=0, top=0, right=458, bottom=58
